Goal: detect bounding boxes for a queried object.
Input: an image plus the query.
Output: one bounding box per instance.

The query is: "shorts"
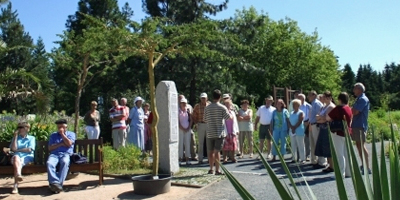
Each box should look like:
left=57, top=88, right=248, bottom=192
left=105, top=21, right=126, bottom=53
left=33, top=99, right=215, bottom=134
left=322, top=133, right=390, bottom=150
left=11, top=155, right=34, bottom=167
left=206, top=137, right=224, bottom=152
left=259, top=124, right=272, bottom=140
left=351, top=128, right=366, bottom=142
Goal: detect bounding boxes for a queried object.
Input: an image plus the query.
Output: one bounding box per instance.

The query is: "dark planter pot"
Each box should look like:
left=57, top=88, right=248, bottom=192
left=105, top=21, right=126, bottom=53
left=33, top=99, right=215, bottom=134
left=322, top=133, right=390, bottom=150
left=131, top=174, right=172, bottom=195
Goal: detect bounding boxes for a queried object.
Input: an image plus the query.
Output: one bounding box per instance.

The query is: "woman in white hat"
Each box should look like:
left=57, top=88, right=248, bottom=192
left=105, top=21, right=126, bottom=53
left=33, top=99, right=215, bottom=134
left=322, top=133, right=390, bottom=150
left=178, top=98, right=193, bottom=165
left=127, top=97, right=145, bottom=151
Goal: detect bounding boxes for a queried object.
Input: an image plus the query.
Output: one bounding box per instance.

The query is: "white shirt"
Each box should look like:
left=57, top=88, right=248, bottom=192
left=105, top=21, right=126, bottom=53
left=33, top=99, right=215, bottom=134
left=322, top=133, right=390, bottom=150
left=256, top=105, right=276, bottom=125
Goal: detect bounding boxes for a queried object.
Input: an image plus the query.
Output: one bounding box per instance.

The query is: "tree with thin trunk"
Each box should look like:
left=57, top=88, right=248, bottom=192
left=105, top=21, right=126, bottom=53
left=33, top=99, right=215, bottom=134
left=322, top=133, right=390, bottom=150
left=118, top=17, right=224, bottom=176
left=52, top=15, right=128, bottom=133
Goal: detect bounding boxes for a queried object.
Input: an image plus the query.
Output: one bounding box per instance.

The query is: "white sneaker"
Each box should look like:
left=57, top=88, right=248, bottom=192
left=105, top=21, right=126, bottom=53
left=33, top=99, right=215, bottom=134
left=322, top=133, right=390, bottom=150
left=11, top=187, right=18, bottom=194
left=267, top=154, right=272, bottom=159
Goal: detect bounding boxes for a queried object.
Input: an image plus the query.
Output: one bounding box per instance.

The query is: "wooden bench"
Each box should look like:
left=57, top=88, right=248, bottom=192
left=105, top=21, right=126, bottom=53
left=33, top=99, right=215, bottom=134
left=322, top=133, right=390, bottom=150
left=0, top=138, right=104, bottom=185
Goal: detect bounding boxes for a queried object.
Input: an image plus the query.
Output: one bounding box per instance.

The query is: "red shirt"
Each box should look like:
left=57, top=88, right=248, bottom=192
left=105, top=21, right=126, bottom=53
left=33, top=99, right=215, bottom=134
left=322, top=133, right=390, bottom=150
left=328, top=105, right=352, bottom=136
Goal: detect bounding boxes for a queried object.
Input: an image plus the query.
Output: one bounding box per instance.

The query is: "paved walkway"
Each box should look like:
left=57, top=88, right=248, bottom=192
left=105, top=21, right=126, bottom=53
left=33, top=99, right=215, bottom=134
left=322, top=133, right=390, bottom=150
left=185, top=142, right=386, bottom=200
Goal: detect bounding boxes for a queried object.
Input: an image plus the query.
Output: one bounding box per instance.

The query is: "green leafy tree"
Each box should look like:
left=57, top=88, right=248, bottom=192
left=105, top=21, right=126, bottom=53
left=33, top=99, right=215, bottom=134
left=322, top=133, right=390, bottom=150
left=0, top=2, right=41, bottom=114
left=341, top=63, right=356, bottom=95
left=52, top=15, right=129, bottom=134
left=115, top=17, right=225, bottom=176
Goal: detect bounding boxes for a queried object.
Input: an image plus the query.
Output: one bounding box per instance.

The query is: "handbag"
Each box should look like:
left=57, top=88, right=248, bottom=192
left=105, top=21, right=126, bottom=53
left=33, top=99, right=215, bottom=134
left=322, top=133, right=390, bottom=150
left=1, top=147, right=12, bottom=166
left=329, top=106, right=345, bottom=133
left=71, top=153, right=88, bottom=164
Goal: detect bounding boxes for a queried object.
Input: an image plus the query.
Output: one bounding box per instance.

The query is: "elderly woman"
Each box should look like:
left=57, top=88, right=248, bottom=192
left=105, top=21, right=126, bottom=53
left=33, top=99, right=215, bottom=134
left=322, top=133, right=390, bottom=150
left=223, top=99, right=239, bottom=163
left=270, top=99, right=290, bottom=161
left=237, top=100, right=254, bottom=158
left=178, top=98, right=193, bottom=165
left=10, top=122, right=35, bottom=194
left=84, top=101, right=101, bottom=139
left=315, top=91, right=336, bottom=172
left=288, top=99, right=306, bottom=164
left=327, top=92, right=353, bottom=178
left=127, top=97, right=145, bottom=151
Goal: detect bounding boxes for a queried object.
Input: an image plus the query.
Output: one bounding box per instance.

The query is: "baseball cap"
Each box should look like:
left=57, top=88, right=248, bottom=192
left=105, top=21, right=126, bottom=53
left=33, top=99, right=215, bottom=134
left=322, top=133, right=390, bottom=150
left=200, top=93, right=207, bottom=98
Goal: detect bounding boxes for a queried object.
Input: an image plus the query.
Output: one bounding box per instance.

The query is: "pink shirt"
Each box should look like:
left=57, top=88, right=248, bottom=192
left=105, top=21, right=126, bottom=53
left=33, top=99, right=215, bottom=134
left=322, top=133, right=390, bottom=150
left=179, top=108, right=190, bottom=129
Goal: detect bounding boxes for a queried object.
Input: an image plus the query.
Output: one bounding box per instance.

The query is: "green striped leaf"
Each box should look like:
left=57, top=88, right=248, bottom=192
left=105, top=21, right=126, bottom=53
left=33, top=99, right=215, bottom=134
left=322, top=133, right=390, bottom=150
left=219, top=161, right=256, bottom=200
left=255, top=145, right=293, bottom=200
left=379, top=134, right=390, bottom=200
left=328, top=125, right=349, bottom=200
left=371, top=126, right=383, bottom=200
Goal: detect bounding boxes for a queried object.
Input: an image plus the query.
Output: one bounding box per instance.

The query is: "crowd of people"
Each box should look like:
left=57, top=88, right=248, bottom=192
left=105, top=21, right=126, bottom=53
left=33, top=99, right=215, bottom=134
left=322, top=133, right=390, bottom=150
left=174, top=82, right=370, bottom=177
left=7, top=82, right=370, bottom=194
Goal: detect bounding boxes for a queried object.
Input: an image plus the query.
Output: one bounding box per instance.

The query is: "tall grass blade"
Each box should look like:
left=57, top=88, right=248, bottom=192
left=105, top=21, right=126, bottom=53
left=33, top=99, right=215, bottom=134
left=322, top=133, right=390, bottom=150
left=344, top=125, right=369, bottom=200
left=219, top=162, right=256, bottom=200
left=285, top=137, right=317, bottom=200
left=379, top=133, right=390, bottom=200
left=270, top=136, right=303, bottom=200
left=255, top=145, right=293, bottom=200
left=389, top=114, right=400, bottom=200
left=361, top=135, right=374, bottom=200
left=370, top=126, right=382, bottom=200
left=328, top=125, right=349, bottom=200
left=389, top=145, right=396, bottom=200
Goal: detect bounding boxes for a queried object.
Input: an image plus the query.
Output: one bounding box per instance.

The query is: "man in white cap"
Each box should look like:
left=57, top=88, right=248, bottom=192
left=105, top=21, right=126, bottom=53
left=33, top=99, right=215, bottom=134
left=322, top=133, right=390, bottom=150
left=47, top=119, right=76, bottom=193
left=192, top=92, right=210, bottom=164
left=178, top=94, right=197, bottom=161
left=254, top=95, right=276, bottom=159
left=109, top=98, right=127, bottom=149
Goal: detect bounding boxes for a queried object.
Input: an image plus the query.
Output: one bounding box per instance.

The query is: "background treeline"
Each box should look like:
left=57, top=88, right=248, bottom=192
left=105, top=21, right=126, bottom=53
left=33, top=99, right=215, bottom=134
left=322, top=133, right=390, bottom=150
left=0, top=0, right=398, bottom=140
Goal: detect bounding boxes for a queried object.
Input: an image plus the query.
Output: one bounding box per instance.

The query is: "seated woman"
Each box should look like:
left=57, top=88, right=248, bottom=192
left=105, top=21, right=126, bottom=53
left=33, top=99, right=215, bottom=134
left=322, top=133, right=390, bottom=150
left=10, top=122, right=36, bottom=194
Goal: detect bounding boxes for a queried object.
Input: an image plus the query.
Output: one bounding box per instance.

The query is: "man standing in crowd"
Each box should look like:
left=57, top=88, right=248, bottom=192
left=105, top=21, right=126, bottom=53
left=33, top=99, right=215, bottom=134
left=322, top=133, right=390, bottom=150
left=204, top=89, right=232, bottom=175
left=178, top=94, right=197, bottom=161
left=298, top=94, right=311, bottom=160
left=308, top=91, right=326, bottom=168
left=288, top=90, right=301, bottom=113
left=121, top=98, right=130, bottom=134
left=47, top=119, right=76, bottom=193
left=192, top=92, right=210, bottom=164
left=351, top=82, right=371, bottom=174
left=109, top=98, right=127, bottom=149
left=254, top=95, right=276, bottom=159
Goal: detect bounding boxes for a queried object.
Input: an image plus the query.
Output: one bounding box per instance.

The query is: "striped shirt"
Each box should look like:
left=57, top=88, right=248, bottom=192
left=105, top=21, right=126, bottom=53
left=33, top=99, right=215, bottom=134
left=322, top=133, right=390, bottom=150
left=204, top=102, right=231, bottom=138
left=109, top=105, right=127, bottom=129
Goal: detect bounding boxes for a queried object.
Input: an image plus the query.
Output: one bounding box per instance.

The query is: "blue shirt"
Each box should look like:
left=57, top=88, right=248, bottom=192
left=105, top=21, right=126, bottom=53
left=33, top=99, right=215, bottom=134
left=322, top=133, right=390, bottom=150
left=129, top=106, right=145, bottom=127
left=10, top=134, right=35, bottom=159
left=310, top=99, right=323, bottom=124
left=351, top=93, right=370, bottom=130
left=48, top=131, right=76, bottom=155
left=300, top=102, right=311, bottom=122
left=271, top=109, right=289, bottom=132
left=289, top=110, right=305, bottom=136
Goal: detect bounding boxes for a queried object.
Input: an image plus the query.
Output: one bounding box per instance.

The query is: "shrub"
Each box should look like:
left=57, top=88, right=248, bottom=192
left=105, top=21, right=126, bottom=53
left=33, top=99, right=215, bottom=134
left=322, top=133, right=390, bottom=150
left=0, top=112, right=85, bottom=142
left=102, top=145, right=151, bottom=173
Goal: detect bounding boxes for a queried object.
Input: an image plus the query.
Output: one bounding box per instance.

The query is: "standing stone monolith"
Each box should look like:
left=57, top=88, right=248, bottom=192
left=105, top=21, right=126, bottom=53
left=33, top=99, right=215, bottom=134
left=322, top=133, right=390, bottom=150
left=156, top=81, right=179, bottom=174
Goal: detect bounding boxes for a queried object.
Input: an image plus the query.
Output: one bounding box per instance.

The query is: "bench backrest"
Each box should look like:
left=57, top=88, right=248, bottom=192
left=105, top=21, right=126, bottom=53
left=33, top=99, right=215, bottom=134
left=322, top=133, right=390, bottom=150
left=1, top=138, right=103, bottom=165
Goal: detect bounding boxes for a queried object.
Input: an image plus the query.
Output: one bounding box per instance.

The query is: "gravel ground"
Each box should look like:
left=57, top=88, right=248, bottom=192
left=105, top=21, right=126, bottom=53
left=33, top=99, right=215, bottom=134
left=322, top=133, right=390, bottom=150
left=0, top=173, right=197, bottom=200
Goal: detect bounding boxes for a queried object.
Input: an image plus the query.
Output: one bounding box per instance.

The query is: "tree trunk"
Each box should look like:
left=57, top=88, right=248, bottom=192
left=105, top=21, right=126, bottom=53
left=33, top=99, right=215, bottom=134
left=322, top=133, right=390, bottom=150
left=74, top=89, right=81, bottom=134
left=148, top=55, right=159, bottom=177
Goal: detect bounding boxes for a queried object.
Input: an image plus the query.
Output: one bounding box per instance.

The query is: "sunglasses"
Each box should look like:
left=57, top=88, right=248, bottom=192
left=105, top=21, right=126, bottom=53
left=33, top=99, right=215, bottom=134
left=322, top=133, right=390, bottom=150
left=17, top=126, right=25, bottom=129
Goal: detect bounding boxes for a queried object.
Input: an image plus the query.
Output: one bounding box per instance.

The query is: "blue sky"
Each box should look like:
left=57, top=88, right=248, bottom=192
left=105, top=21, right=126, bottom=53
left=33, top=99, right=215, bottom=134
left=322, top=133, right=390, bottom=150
left=9, top=0, right=400, bottom=72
